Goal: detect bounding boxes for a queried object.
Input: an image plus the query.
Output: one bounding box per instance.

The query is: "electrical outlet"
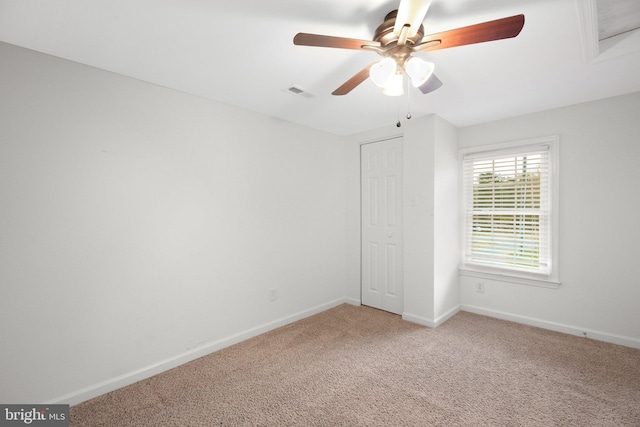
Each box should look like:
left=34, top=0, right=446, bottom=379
left=475, top=282, right=485, bottom=293
left=269, top=288, right=278, bottom=302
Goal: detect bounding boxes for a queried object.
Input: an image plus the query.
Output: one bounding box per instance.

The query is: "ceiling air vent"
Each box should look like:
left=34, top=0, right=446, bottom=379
left=287, top=85, right=314, bottom=98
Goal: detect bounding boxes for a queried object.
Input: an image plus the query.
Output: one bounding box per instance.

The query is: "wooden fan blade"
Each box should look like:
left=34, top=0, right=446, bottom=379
left=417, top=14, right=525, bottom=52
left=394, top=0, right=432, bottom=37
left=418, top=73, right=443, bottom=94
left=332, top=63, right=376, bottom=96
left=294, top=33, right=381, bottom=50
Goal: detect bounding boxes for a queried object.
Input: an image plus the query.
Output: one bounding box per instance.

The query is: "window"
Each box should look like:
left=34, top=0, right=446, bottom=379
left=460, top=136, right=559, bottom=286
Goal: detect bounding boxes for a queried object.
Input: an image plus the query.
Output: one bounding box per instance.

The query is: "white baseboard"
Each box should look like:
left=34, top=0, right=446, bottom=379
left=434, top=304, right=461, bottom=327
left=402, top=305, right=461, bottom=328
left=344, top=297, right=361, bottom=306
left=402, top=312, right=435, bottom=327
left=49, top=298, right=348, bottom=406
left=461, top=304, right=640, bottom=350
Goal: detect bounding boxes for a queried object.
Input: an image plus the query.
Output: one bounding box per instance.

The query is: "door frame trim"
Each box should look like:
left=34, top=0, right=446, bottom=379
left=359, top=135, right=404, bottom=312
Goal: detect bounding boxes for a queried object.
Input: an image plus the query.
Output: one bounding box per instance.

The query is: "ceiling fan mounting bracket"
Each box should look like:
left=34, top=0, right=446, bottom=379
left=373, top=10, right=424, bottom=47
left=366, top=10, right=426, bottom=69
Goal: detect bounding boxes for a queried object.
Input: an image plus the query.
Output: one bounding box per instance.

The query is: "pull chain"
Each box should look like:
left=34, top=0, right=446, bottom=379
left=394, top=76, right=414, bottom=127
left=406, top=77, right=412, bottom=120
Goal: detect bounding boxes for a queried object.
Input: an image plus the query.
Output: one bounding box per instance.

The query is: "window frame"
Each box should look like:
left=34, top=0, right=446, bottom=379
left=459, top=136, right=560, bottom=288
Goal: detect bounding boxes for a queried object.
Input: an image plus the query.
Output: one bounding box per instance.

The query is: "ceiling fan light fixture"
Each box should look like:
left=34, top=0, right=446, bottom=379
left=381, top=73, right=405, bottom=96
left=370, top=57, right=397, bottom=88
left=405, top=57, right=435, bottom=87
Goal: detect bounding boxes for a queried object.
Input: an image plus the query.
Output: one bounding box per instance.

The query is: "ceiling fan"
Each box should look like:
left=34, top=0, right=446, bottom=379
left=293, top=0, right=525, bottom=96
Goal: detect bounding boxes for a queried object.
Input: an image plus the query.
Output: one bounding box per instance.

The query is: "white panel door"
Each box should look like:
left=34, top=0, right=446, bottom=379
left=361, top=138, right=403, bottom=314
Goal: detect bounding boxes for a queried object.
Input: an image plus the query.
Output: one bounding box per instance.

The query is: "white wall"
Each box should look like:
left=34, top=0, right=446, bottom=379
left=433, top=116, right=460, bottom=323
left=458, top=92, right=640, bottom=348
left=402, top=116, right=437, bottom=323
left=0, top=42, right=349, bottom=404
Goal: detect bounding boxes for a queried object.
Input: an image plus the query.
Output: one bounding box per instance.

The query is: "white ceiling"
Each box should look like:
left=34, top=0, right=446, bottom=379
left=1, top=0, right=639, bottom=135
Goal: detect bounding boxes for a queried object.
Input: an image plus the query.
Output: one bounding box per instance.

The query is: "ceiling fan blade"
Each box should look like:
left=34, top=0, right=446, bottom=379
left=294, top=33, right=381, bottom=50
left=418, top=73, right=443, bottom=94
left=394, top=0, right=432, bottom=37
left=332, top=63, right=376, bottom=96
left=416, top=14, right=525, bottom=52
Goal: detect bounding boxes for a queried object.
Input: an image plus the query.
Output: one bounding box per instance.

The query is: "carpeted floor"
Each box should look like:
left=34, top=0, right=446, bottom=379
left=71, top=304, right=640, bottom=426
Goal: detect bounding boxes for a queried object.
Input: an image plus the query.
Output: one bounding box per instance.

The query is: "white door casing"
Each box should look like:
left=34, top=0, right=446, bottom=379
left=361, top=138, right=403, bottom=315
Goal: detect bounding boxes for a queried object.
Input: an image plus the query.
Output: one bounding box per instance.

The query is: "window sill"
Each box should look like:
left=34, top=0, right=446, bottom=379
left=459, top=268, right=561, bottom=289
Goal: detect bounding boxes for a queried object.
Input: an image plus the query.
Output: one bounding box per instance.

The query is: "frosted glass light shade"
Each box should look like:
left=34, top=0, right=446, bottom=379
left=405, top=57, right=435, bottom=87
left=370, top=58, right=397, bottom=88
left=381, top=73, right=404, bottom=96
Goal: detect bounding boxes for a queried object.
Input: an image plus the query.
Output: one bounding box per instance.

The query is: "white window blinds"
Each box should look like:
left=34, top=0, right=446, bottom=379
left=462, top=144, right=551, bottom=275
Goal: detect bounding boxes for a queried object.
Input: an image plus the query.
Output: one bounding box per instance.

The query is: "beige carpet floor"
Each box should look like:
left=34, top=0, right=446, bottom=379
left=71, top=304, right=640, bottom=426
